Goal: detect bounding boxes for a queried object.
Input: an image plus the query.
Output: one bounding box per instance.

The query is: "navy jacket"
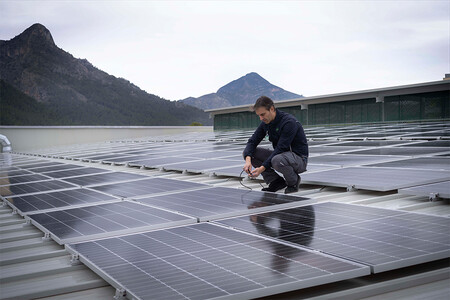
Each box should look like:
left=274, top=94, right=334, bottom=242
left=243, top=109, right=308, bottom=169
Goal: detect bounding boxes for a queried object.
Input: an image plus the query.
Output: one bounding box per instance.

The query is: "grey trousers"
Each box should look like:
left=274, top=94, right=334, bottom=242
left=246, top=147, right=307, bottom=186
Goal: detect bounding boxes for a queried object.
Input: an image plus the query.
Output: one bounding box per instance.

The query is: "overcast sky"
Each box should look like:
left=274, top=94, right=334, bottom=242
left=1, top=0, right=448, bottom=100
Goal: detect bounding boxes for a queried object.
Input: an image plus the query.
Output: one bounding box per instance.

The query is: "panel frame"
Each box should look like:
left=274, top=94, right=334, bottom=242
left=65, top=223, right=370, bottom=300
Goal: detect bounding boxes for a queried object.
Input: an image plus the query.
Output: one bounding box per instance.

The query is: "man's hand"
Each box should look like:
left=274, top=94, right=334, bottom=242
left=243, top=156, right=253, bottom=175
left=249, top=166, right=265, bottom=178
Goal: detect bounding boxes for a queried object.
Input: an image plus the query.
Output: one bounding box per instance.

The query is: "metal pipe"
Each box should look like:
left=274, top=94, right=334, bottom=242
left=0, top=134, right=12, bottom=152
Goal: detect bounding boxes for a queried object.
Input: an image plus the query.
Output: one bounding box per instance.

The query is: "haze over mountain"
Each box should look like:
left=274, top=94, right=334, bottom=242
left=180, top=72, right=303, bottom=110
left=0, top=23, right=211, bottom=126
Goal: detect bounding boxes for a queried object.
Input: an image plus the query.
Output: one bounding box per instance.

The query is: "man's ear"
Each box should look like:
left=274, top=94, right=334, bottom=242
left=270, top=106, right=275, bottom=113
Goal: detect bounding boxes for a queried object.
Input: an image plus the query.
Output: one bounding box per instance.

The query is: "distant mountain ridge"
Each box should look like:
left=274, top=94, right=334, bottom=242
left=0, top=23, right=211, bottom=125
left=180, top=72, right=303, bottom=110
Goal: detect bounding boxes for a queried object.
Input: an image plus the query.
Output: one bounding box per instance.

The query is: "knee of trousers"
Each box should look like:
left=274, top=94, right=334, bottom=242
left=271, top=154, right=287, bottom=170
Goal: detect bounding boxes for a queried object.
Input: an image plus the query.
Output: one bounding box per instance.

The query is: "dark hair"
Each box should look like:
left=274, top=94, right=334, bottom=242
left=253, top=96, right=274, bottom=111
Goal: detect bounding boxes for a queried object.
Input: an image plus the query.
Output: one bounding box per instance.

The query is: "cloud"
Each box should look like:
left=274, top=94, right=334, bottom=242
left=1, top=0, right=448, bottom=100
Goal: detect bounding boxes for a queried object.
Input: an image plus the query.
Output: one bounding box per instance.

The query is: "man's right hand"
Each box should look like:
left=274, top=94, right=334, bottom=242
left=243, top=156, right=252, bottom=175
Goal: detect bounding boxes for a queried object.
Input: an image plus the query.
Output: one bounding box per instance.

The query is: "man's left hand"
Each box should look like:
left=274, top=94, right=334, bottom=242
left=249, top=166, right=265, bottom=178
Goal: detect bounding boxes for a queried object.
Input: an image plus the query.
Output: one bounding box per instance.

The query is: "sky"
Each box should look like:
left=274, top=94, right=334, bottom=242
left=1, top=0, right=449, bottom=100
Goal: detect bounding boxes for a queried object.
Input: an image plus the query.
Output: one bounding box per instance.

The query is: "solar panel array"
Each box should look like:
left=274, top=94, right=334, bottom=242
left=1, top=121, right=449, bottom=299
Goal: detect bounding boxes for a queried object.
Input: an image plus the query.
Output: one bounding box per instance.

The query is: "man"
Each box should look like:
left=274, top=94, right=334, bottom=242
left=243, top=96, right=308, bottom=194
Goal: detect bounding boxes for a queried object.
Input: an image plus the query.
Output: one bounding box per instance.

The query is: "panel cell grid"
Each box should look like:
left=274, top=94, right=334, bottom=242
left=29, top=201, right=195, bottom=244
left=217, top=202, right=450, bottom=273
left=135, top=187, right=309, bottom=221
left=62, top=172, right=147, bottom=187
left=67, top=223, right=368, bottom=300
left=4, top=188, right=120, bottom=215
left=301, top=166, right=450, bottom=191
left=91, top=178, right=207, bottom=198
left=1, top=180, right=77, bottom=197
left=44, top=167, right=112, bottom=179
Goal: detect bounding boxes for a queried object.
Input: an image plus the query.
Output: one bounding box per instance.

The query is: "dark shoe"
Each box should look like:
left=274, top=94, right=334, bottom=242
left=262, top=177, right=287, bottom=192
left=285, top=175, right=301, bottom=194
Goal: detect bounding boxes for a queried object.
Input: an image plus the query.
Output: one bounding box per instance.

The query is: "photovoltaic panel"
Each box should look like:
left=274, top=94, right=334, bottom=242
left=402, top=140, right=450, bottom=147
left=301, top=167, right=450, bottom=191
left=309, top=146, right=362, bottom=155
left=135, top=187, right=310, bottom=221
left=127, top=157, right=199, bottom=168
left=61, top=172, right=148, bottom=187
left=32, top=164, right=85, bottom=173
left=0, top=180, right=77, bottom=198
left=399, top=181, right=450, bottom=199
left=330, top=141, right=410, bottom=147
left=16, top=161, right=65, bottom=169
left=349, top=147, right=449, bottom=156
left=29, top=201, right=196, bottom=244
left=67, top=223, right=369, bottom=300
left=0, top=174, right=51, bottom=186
left=366, top=157, right=450, bottom=171
left=91, top=178, right=207, bottom=198
left=307, top=154, right=404, bottom=167
left=171, top=150, right=242, bottom=159
left=217, top=202, right=450, bottom=273
left=3, top=188, right=120, bottom=215
left=162, top=159, right=242, bottom=173
left=44, top=167, right=112, bottom=179
left=0, top=169, right=33, bottom=179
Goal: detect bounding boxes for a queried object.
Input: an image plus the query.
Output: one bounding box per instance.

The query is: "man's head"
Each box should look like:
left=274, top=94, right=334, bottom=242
left=253, top=96, right=276, bottom=124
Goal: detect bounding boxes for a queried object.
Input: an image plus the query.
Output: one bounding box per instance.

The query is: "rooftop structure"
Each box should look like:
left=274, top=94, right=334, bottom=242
left=1, top=120, right=449, bottom=299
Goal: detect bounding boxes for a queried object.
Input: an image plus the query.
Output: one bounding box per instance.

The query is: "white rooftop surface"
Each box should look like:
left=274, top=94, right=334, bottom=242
left=1, top=123, right=449, bottom=300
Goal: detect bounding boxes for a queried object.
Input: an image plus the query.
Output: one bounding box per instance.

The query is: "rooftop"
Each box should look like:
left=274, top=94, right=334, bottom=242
left=1, top=121, right=449, bottom=299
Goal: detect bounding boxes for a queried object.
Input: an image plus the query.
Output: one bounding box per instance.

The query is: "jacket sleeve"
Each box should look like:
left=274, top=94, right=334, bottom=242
left=243, top=123, right=266, bottom=158
left=262, top=120, right=298, bottom=169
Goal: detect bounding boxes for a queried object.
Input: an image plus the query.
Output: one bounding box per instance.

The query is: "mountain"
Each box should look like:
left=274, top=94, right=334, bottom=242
left=0, top=23, right=211, bottom=126
left=180, top=72, right=303, bottom=110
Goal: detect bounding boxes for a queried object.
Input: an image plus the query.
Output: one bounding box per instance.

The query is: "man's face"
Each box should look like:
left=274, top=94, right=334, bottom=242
left=255, top=106, right=276, bottom=124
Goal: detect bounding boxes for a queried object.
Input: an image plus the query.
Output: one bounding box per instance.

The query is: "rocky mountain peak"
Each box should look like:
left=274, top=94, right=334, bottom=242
left=10, top=23, right=55, bottom=47
left=180, top=72, right=302, bottom=109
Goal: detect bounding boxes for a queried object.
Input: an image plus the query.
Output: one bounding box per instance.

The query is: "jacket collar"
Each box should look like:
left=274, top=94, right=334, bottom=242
left=270, top=108, right=282, bottom=126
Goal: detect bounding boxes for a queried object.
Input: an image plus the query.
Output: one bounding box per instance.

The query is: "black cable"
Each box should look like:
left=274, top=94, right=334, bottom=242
left=239, top=170, right=265, bottom=190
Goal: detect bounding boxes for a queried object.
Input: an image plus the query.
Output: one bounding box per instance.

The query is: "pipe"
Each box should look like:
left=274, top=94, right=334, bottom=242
left=0, top=134, right=12, bottom=152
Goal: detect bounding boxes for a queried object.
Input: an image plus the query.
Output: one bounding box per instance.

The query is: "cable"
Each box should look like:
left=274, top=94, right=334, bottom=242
left=239, top=170, right=265, bottom=190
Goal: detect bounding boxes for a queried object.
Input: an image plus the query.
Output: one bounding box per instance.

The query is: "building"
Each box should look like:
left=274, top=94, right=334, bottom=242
left=207, top=80, right=449, bottom=130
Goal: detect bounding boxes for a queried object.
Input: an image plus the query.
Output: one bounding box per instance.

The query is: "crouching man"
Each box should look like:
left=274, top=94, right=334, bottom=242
left=243, top=96, right=308, bottom=194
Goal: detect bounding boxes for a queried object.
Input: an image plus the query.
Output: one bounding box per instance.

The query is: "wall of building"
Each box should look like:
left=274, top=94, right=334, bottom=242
left=0, top=126, right=213, bottom=152
left=213, top=90, right=449, bottom=130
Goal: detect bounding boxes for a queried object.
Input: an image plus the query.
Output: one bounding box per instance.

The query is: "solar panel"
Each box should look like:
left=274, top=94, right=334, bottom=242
left=309, top=146, right=362, bottom=155
left=307, top=154, right=404, bottom=167
left=16, top=161, right=65, bottom=169
left=217, top=202, right=450, bottom=273
left=0, top=180, right=77, bottom=198
left=349, top=147, right=449, bottom=156
left=127, top=157, right=198, bottom=168
left=0, top=174, right=51, bottom=186
left=67, top=223, right=369, bottom=300
left=43, top=167, right=112, bottom=179
left=0, top=169, right=33, bottom=178
left=134, top=187, right=310, bottom=221
left=399, top=181, right=450, bottom=199
left=26, top=163, right=83, bottom=173
left=402, top=140, right=450, bottom=147
left=171, top=150, right=242, bottom=159
left=162, top=159, right=242, bottom=173
left=301, top=167, right=450, bottom=191
left=28, top=201, right=196, bottom=244
left=3, top=188, right=120, bottom=215
left=91, top=178, right=207, bottom=198
left=366, top=157, right=450, bottom=171
left=61, top=172, right=148, bottom=187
